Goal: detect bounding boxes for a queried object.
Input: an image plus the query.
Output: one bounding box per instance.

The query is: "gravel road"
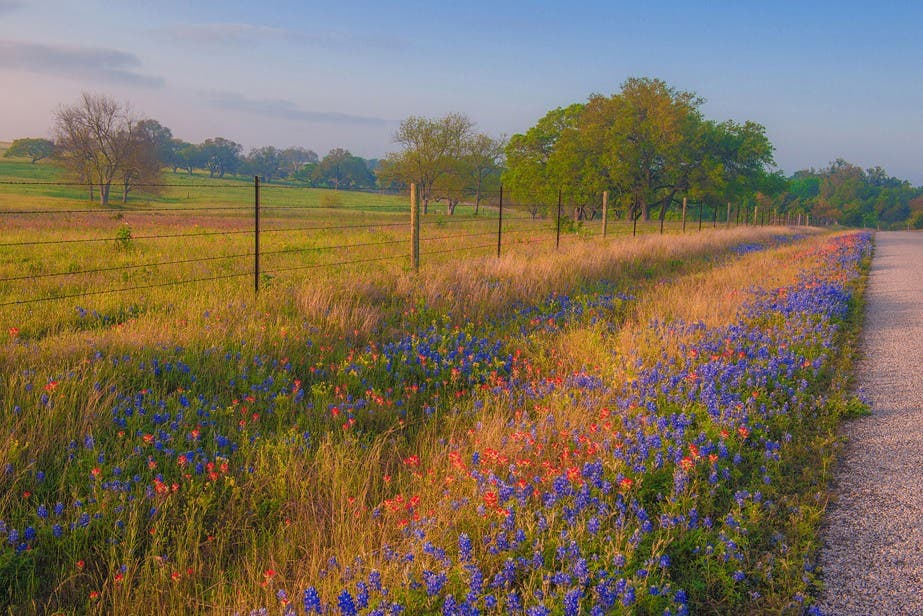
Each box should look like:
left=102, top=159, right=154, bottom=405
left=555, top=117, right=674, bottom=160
left=818, top=232, right=923, bottom=614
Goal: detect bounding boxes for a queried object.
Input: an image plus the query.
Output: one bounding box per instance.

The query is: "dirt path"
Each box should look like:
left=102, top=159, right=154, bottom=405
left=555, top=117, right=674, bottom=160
left=818, top=232, right=923, bottom=614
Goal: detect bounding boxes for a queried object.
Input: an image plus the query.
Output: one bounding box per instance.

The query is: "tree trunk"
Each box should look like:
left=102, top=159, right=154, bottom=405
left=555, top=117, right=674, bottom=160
left=656, top=191, right=676, bottom=230
left=100, top=182, right=111, bottom=207
left=122, top=180, right=130, bottom=204
left=474, top=189, right=481, bottom=215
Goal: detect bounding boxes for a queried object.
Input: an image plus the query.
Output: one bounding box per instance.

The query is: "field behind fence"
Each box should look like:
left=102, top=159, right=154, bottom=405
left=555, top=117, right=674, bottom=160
left=0, top=170, right=800, bottom=339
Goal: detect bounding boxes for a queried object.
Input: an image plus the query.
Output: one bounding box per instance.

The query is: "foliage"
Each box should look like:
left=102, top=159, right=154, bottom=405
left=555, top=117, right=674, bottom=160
left=3, top=138, right=54, bottom=164
left=114, top=224, right=133, bottom=251
left=503, top=103, right=585, bottom=207
left=241, top=146, right=282, bottom=182
left=200, top=137, right=242, bottom=178
left=774, top=159, right=922, bottom=228
left=504, top=78, right=777, bottom=224
left=377, top=113, right=476, bottom=213
left=312, top=148, right=375, bottom=189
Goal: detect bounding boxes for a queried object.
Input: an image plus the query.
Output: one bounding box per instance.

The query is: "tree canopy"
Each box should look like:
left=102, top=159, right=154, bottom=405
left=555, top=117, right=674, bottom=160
left=773, top=159, right=922, bottom=228
left=3, top=138, right=54, bottom=163
left=503, top=78, right=777, bottom=222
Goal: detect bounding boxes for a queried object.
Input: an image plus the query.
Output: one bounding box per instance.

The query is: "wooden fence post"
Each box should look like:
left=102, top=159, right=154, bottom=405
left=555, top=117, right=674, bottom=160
left=410, top=183, right=420, bottom=271
left=254, top=175, right=260, bottom=295
left=556, top=189, right=562, bottom=249
left=602, top=190, right=609, bottom=237
left=496, top=185, right=503, bottom=257
left=682, top=196, right=687, bottom=232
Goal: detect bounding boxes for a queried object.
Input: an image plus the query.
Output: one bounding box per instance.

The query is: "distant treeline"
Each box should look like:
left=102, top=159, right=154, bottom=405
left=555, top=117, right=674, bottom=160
left=5, top=84, right=922, bottom=227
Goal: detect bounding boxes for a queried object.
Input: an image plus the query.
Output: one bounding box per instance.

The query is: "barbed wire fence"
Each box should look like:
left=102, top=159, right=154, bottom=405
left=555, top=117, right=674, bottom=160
left=0, top=177, right=797, bottom=310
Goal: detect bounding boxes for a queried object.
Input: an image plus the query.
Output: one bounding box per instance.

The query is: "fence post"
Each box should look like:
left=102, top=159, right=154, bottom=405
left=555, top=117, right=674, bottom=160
left=556, top=189, right=562, bottom=249
left=726, top=202, right=731, bottom=228
left=682, top=197, right=687, bottom=232
left=254, top=175, right=260, bottom=295
left=496, top=185, right=503, bottom=257
left=602, top=190, right=609, bottom=237
left=753, top=206, right=759, bottom=226
left=712, top=203, right=718, bottom=228
left=410, top=183, right=420, bottom=271
left=698, top=201, right=703, bottom=231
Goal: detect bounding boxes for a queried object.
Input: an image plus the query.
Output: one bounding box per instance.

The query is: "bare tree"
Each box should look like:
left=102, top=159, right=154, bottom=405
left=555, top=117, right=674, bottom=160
left=119, top=128, right=162, bottom=203
left=53, top=93, right=142, bottom=206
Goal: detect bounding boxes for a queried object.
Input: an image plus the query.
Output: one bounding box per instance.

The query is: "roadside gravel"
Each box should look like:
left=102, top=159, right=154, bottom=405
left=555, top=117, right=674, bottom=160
left=818, top=232, right=923, bottom=614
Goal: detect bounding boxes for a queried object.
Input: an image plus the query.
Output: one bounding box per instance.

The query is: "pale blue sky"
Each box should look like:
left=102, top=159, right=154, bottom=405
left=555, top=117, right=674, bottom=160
left=1, top=0, right=921, bottom=183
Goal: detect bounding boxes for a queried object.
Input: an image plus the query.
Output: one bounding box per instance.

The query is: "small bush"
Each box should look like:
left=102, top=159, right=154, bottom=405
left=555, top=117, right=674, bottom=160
left=830, top=394, right=872, bottom=419
left=114, top=224, right=133, bottom=251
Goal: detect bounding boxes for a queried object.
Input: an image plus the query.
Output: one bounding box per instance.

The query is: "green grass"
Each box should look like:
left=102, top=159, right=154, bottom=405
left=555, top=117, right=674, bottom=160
left=1, top=155, right=858, bottom=615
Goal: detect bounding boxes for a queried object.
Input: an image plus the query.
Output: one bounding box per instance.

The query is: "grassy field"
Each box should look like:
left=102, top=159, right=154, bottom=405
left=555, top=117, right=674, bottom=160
left=0, top=155, right=869, bottom=614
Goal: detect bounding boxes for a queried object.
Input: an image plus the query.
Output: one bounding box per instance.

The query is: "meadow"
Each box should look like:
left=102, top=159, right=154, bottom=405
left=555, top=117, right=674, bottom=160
left=0, top=152, right=870, bottom=615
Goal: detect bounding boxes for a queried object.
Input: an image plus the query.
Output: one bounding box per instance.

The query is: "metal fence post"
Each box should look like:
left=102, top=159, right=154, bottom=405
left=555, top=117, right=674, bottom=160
left=254, top=175, right=260, bottom=295
left=496, top=185, right=503, bottom=258
left=410, top=183, right=420, bottom=271
left=682, top=196, right=687, bottom=233
left=556, top=189, right=562, bottom=249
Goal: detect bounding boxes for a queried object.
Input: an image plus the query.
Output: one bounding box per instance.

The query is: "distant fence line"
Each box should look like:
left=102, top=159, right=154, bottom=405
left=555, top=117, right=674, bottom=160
left=0, top=178, right=812, bottom=309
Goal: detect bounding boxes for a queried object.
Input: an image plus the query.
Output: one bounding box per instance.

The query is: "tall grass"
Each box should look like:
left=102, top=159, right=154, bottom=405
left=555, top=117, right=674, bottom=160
left=3, top=158, right=864, bottom=614
left=1, top=224, right=867, bottom=614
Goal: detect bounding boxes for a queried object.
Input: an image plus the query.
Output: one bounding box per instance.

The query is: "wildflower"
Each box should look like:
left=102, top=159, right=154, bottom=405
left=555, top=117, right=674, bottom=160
left=459, top=533, right=473, bottom=562
left=563, top=588, right=582, bottom=616
left=303, top=587, right=322, bottom=613
left=338, top=589, right=357, bottom=616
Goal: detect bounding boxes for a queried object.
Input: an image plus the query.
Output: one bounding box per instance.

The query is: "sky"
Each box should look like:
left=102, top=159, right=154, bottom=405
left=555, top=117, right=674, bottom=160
left=1, top=0, right=921, bottom=183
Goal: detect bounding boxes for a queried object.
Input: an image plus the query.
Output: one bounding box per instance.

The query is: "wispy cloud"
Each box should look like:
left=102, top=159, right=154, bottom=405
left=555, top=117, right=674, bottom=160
left=0, top=1, right=24, bottom=15
left=203, top=91, right=389, bottom=127
left=160, top=22, right=407, bottom=52
left=0, top=40, right=164, bottom=88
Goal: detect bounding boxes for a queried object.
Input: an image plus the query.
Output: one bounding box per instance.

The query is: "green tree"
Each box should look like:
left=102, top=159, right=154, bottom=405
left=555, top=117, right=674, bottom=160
left=313, top=148, right=375, bottom=189
left=3, top=137, right=54, bottom=163
left=279, top=147, right=318, bottom=178
left=201, top=137, right=242, bottom=178
left=243, top=146, right=282, bottom=182
left=136, top=119, right=174, bottom=168
left=690, top=119, right=777, bottom=220
left=379, top=113, right=474, bottom=214
left=595, top=78, right=704, bottom=222
left=503, top=104, right=585, bottom=212
left=174, top=142, right=203, bottom=175
left=462, top=133, right=504, bottom=215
